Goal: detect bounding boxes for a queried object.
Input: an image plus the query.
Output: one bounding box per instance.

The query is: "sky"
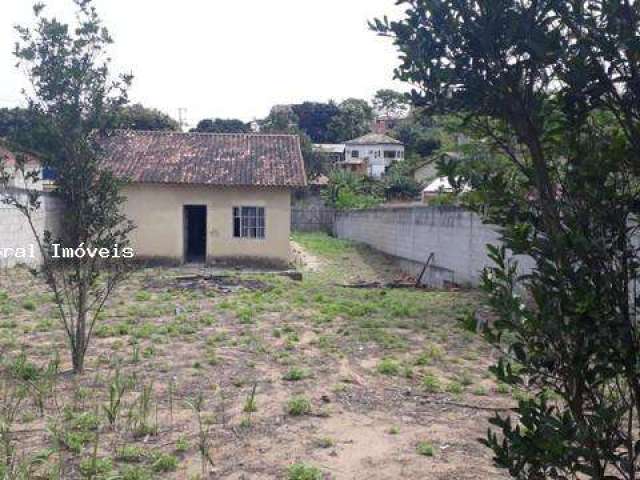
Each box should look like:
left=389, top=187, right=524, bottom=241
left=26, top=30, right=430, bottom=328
left=0, top=0, right=408, bottom=129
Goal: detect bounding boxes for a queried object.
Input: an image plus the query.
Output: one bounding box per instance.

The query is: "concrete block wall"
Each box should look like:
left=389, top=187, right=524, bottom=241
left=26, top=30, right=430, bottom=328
left=335, top=205, right=532, bottom=286
left=0, top=190, right=62, bottom=269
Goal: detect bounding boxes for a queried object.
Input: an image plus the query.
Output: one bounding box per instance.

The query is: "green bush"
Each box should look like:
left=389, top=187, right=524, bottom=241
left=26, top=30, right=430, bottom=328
left=287, top=463, right=323, bottom=480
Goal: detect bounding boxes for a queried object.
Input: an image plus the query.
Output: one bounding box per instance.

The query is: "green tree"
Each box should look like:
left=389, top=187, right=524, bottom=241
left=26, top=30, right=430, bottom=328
left=373, top=89, right=409, bottom=119
left=374, top=1, right=640, bottom=478
left=260, top=106, right=323, bottom=179
left=291, top=101, right=340, bottom=143
left=328, top=98, right=374, bottom=142
left=1, top=0, right=134, bottom=374
left=190, top=118, right=250, bottom=133
left=391, top=110, right=441, bottom=157
left=113, top=103, right=180, bottom=131
left=322, top=169, right=382, bottom=209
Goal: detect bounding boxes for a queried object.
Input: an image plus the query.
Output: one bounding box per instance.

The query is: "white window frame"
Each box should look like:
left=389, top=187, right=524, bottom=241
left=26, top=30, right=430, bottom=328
left=233, top=206, right=266, bottom=239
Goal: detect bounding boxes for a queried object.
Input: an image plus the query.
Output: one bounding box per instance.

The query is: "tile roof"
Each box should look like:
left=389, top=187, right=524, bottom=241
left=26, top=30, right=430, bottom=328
left=0, top=142, right=40, bottom=168
left=99, top=130, right=307, bottom=187
left=344, top=133, right=403, bottom=146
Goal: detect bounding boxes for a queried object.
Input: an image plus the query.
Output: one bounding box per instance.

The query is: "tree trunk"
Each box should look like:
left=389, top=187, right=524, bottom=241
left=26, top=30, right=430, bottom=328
left=73, top=285, right=88, bottom=374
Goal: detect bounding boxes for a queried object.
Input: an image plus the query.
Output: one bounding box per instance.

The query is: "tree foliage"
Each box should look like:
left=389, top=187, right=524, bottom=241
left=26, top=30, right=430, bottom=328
left=373, top=89, right=409, bottom=119
left=190, top=118, right=250, bottom=133
left=260, top=106, right=324, bottom=179
left=327, top=98, right=374, bottom=142
left=113, top=103, right=180, bottom=131
left=291, top=101, right=340, bottom=143
left=1, top=0, right=134, bottom=374
left=391, top=110, right=441, bottom=158
left=322, top=169, right=382, bottom=209
left=374, top=0, right=640, bottom=478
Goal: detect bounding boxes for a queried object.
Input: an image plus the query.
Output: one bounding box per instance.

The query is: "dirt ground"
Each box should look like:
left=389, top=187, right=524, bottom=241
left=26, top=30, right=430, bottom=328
left=0, top=233, right=513, bottom=479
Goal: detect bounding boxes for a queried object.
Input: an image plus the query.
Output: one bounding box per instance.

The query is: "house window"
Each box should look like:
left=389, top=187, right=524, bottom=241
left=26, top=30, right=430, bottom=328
left=351, top=149, right=359, bottom=158
left=384, top=150, right=396, bottom=159
left=233, top=207, right=265, bottom=239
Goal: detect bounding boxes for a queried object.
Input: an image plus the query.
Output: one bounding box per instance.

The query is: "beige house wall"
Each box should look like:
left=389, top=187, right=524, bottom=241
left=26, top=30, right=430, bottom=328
left=121, top=184, right=292, bottom=267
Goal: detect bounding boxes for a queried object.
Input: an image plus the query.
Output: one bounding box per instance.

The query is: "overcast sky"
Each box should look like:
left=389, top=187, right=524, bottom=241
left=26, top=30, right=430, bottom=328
left=0, top=0, right=407, bottom=129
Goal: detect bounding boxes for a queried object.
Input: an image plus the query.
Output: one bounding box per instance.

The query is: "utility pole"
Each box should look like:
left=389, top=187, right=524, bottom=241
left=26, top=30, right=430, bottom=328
left=177, top=107, right=188, bottom=131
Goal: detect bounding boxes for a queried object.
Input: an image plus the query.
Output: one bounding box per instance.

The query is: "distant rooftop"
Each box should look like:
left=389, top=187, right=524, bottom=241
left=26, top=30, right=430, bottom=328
left=345, top=133, right=403, bottom=146
left=312, top=144, right=345, bottom=154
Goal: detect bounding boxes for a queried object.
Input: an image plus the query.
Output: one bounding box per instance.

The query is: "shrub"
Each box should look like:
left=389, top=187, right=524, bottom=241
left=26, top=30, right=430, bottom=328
left=287, top=463, right=323, bottom=480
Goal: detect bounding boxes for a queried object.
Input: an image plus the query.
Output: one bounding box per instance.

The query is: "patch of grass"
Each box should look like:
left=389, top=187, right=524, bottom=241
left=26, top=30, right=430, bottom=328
left=446, top=381, right=464, bottom=395
left=286, top=396, right=312, bottom=416
left=135, top=291, right=152, bottom=302
left=283, top=367, right=310, bottom=382
left=150, top=452, right=179, bottom=472
left=376, top=358, right=400, bottom=376
left=496, top=383, right=511, bottom=394
left=292, top=232, right=354, bottom=259
left=79, top=457, right=113, bottom=478
left=121, top=465, right=152, bottom=480
left=115, top=445, right=147, bottom=463
left=175, top=435, right=189, bottom=453
left=415, top=343, right=446, bottom=365
left=422, top=374, right=442, bottom=393
left=312, top=437, right=335, bottom=449
left=473, top=386, right=488, bottom=396
left=287, top=463, right=324, bottom=480
left=388, top=426, right=400, bottom=435
left=21, top=299, right=36, bottom=311
left=416, top=441, right=435, bottom=457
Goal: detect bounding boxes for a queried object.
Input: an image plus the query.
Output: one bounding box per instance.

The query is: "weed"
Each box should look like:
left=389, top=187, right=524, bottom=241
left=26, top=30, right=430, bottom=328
left=186, top=392, right=215, bottom=477
left=283, top=367, right=309, bottom=382
left=388, top=426, right=400, bottom=435
left=376, top=358, right=400, bottom=376
left=243, top=383, right=258, bottom=414
left=446, top=382, right=464, bottom=395
left=287, top=463, right=323, bottom=480
left=121, top=465, right=152, bottom=480
left=422, top=375, right=442, bottom=393
left=150, top=452, right=178, bottom=472
left=103, top=369, right=127, bottom=427
left=135, top=291, right=152, bottom=302
left=312, top=437, right=334, bottom=449
left=286, top=396, right=311, bottom=416
left=175, top=435, right=189, bottom=453
left=115, top=445, right=147, bottom=463
left=79, top=457, right=112, bottom=478
left=473, top=386, right=488, bottom=396
left=416, top=441, right=434, bottom=457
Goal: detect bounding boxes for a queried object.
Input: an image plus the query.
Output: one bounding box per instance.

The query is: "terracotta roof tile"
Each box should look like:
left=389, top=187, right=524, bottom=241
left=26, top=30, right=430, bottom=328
left=99, top=130, right=307, bottom=187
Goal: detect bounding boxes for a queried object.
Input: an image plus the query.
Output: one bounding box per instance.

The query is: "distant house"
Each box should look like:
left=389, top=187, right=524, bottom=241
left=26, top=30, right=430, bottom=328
left=0, top=144, right=43, bottom=191
left=422, top=176, right=470, bottom=202
left=100, top=131, right=307, bottom=267
left=343, top=133, right=405, bottom=178
left=312, top=144, right=345, bottom=164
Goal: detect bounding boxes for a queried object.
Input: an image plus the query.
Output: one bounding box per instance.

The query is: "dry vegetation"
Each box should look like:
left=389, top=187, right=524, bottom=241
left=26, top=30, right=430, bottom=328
left=0, top=233, right=515, bottom=479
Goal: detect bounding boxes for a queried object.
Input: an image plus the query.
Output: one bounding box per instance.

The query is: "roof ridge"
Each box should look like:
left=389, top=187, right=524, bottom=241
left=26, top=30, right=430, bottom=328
left=112, top=129, right=298, bottom=138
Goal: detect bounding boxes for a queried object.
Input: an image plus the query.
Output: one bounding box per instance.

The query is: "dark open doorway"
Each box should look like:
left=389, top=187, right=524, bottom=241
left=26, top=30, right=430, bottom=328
left=184, top=205, right=207, bottom=263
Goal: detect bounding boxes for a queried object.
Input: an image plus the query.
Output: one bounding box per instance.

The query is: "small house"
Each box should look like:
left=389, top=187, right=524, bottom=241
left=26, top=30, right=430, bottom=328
left=100, top=130, right=307, bottom=267
left=343, top=133, right=404, bottom=178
